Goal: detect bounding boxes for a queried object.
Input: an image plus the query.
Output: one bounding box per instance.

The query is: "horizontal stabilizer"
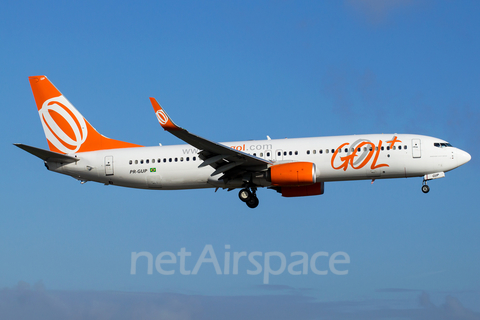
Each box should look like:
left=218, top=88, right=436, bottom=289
left=14, top=143, right=79, bottom=163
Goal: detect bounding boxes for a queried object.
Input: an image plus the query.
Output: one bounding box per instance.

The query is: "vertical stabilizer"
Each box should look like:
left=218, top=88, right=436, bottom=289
left=29, top=76, right=142, bottom=154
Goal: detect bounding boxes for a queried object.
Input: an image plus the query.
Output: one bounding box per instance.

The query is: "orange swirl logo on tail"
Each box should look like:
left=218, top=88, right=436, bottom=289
left=156, top=109, right=169, bottom=125
left=38, top=95, right=88, bottom=153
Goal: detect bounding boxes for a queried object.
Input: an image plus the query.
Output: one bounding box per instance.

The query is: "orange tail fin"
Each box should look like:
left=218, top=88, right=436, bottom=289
left=29, top=76, right=142, bottom=154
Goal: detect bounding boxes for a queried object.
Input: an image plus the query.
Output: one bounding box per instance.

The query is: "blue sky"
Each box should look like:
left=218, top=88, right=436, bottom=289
left=1, top=0, right=479, bottom=318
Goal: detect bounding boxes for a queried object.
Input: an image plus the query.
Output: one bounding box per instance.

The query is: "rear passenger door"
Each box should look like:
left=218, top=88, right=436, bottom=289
left=105, top=156, right=114, bottom=175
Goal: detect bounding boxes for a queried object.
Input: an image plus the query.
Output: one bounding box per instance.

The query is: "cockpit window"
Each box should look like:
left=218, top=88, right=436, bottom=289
left=434, top=142, right=453, bottom=148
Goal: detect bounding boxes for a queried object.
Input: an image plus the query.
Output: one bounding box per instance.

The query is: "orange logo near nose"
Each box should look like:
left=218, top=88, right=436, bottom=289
left=331, top=140, right=389, bottom=171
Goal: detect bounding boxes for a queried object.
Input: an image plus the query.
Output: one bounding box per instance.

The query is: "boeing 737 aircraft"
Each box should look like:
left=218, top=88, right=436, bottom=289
left=16, top=76, right=471, bottom=208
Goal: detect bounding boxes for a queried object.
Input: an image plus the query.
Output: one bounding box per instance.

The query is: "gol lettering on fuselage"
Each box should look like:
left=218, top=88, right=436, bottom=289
left=331, top=136, right=402, bottom=171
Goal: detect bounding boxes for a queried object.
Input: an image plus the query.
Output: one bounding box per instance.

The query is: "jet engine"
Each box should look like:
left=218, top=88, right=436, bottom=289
left=266, top=162, right=317, bottom=186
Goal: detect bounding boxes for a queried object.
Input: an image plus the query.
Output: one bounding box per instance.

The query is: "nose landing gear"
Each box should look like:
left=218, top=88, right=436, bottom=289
left=238, top=187, right=259, bottom=208
left=421, top=180, right=430, bottom=193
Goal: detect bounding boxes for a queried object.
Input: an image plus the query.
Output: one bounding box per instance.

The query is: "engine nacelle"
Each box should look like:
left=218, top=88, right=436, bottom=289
left=267, top=162, right=316, bottom=186
left=281, top=182, right=325, bottom=197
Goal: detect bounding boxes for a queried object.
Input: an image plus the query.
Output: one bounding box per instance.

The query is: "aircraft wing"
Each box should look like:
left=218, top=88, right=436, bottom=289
left=150, top=98, right=272, bottom=180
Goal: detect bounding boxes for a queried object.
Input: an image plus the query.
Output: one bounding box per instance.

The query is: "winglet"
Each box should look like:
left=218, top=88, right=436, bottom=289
left=149, top=98, right=181, bottom=131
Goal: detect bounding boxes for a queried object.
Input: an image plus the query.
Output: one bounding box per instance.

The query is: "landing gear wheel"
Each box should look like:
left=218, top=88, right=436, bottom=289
left=239, top=186, right=259, bottom=208
left=421, top=184, right=430, bottom=193
left=239, top=189, right=252, bottom=202
left=246, top=196, right=259, bottom=208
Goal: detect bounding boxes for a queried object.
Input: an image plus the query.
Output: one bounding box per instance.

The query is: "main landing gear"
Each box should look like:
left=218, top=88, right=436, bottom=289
left=239, top=187, right=259, bottom=208
left=421, top=180, right=430, bottom=193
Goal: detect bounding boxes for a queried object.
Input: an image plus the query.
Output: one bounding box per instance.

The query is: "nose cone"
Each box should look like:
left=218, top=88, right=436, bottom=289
left=457, top=149, right=471, bottom=166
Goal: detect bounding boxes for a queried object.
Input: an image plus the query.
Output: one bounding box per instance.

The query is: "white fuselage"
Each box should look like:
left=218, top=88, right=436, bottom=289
left=47, top=133, right=471, bottom=190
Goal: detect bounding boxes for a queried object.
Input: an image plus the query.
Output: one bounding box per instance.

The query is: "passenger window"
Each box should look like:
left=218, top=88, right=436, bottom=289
left=163, top=158, right=166, bottom=163
left=381, top=146, right=384, bottom=151
left=326, top=149, right=329, bottom=154
left=169, top=158, right=172, bottom=162
left=175, top=158, right=178, bottom=162
left=344, top=148, right=348, bottom=153
left=158, top=159, right=161, bottom=163
left=320, top=149, right=323, bottom=154
left=338, top=148, right=341, bottom=153
left=331, top=149, right=335, bottom=153
left=180, top=157, right=184, bottom=162
left=313, top=150, right=316, bottom=154
left=129, top=160, right=132, bottom=165
left=387, top=146, right=390, bottom=150
left=357, top=148, right=361, bottom=152
left=186, top=157, right=189, bottom=161
left=295, top=151, right=298, bottom=155
left=289, top=151, right=293, bottom=156
left=404, top=145, right=407, bottom=150
left=307, top=150, right=310, bottom=155
left=278, top=152, right=281, bottom=156
left=140, top=160, right=144, bottom=164
left=393, top=146, right=396, bottom=150
left=146, top=159, right=149, bottom=164
left=253, top=153, right=256, bottom=156
left=260, top=153, right=263, bottom=157
left=267, top=152, right=270, bottom=157
left=193, top=157, right=196, bottom=161
left=283, top=151, right=287, bottom=156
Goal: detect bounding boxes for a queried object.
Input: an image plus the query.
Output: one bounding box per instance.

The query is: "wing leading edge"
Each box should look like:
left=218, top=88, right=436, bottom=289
left=149, top=98, right=272, bottom=182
